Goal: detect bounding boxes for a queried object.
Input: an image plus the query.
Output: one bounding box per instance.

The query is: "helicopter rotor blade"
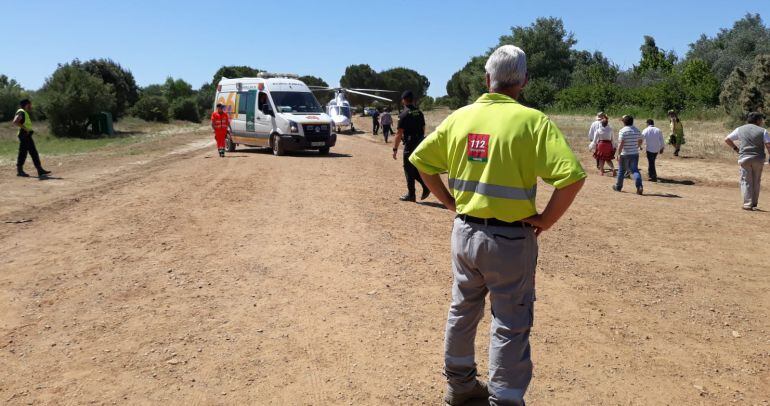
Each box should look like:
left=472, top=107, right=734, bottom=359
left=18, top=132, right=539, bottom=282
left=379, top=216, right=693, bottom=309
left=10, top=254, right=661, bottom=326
left=344, top=89, right=393, bottom=102
left=349, top=88, right=399, bottom=93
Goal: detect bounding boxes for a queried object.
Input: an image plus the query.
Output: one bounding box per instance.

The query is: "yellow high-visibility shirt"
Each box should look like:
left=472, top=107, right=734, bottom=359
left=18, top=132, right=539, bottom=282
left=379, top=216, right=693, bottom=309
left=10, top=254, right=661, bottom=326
left=409, top=93, right=586, bottom=222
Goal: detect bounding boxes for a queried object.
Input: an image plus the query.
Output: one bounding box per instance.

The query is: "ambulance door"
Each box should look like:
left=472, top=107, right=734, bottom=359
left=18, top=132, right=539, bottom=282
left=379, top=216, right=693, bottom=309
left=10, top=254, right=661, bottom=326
left=230, top=91, right=247, bottom=143
left=255, top=91, right=272, bottom=144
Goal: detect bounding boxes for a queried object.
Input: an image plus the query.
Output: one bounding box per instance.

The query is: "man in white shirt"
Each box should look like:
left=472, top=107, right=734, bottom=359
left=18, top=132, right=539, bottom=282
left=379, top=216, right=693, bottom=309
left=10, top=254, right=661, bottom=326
left=588, top=112, right=608, bottom=169
left=642, top=119, right=665, bottom=182
left=613, top=115, right=644, bottom=195
left=724, top=112, right=770, bottom=210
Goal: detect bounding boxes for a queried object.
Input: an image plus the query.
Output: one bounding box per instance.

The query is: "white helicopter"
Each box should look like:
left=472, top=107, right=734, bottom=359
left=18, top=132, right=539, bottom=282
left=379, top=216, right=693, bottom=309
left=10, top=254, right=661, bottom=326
left=308, top=87, right=396, bottom=133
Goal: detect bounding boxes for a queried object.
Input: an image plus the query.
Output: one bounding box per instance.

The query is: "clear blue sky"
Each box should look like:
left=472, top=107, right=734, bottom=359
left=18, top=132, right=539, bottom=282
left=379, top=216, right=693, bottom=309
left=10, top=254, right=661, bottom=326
left=2, top=0, right=768, bottom=97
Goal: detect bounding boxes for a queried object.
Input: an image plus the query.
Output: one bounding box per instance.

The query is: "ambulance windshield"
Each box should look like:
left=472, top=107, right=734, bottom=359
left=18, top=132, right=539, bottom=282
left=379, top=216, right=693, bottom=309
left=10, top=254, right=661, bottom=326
left=270, top=91, right=324, bottom=113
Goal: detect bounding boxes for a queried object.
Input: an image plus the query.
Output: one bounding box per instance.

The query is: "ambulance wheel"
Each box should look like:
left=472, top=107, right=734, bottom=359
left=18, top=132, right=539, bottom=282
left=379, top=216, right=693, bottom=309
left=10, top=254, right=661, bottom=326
left=272, top=135, right=285, bottom=156
left=319, top=147, right=330, bottom=155
left=225, top=134, right=236, bottom=152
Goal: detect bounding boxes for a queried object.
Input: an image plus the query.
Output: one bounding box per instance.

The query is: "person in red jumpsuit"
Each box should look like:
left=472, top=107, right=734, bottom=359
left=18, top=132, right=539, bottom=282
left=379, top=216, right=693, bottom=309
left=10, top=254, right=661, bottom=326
left=211, top=103, right=231, bottom=157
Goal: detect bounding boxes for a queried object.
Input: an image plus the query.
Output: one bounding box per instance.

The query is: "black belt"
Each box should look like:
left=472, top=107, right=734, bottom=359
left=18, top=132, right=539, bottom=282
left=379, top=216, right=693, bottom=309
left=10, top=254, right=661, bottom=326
left=457, top=214, right=529, bottom=228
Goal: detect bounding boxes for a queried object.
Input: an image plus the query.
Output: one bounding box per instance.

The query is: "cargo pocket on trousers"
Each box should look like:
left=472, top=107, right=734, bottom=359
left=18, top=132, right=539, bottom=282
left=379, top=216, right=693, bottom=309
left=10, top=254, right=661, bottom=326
left=491, top=300, right=533, bottom=333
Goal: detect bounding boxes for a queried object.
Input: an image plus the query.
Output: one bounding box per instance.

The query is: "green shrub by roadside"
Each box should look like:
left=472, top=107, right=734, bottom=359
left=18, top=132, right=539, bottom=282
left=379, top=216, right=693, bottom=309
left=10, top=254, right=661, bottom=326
left=39, top=62, right=116, bottom=138
left=130, top=95, right=169, bottom=122
left=169, top=97, right=200, bottom=123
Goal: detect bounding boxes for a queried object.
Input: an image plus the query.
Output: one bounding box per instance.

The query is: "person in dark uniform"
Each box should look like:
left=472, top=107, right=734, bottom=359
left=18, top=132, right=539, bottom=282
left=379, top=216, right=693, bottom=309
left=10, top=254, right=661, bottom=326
left=13, top=99, right=51, bottom=178
left=372, top=108, right=380, bottom=135
left=391, top=90, right=430, bottom=202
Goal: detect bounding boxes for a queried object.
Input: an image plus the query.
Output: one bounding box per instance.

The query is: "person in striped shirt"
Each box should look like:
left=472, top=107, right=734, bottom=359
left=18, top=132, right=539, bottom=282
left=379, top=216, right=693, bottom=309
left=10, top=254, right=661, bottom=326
left=613, top=115, right=644, bottom=195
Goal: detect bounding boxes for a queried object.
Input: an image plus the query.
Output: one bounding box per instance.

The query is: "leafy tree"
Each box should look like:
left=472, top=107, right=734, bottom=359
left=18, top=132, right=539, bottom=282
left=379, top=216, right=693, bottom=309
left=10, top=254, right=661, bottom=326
left=570, top=50, right=618, bottom=86
left=163, top=77, right=194, bottom=103
left=139, top=84, right=165, bottom=98
left=739, top=54, right=770, bottom=116
left=720, top=67, right=748, bottom=116
left=446, top=17, right=579, bottom=109
left=197, top=82, right=216, bottom=117
left=81, top=58, right=138, bottom=119
left=39, top=62, right=116, bottom=137
left=211, top=65, right=262, bottom=86
left=0, top=75, right=27, bottom=122
left=635, top=36, right=676, bottom=74
left=380, top=67, right=430, bottom=102
left=687, top=13, right=770, bottom=82
left=445, top=56, right=486, bottom=108
left=498, top=17, right=577, bottom=90
left=340, top=64, right=383, bottom=106
left=130, top=95, right=169, bottom=122
left=522, top=78, right=559, bottom=108
left=419, top=96, right=435, bottom=111
left=299, top=75, right=333, bottom=105
left=681, top=58, right=720, bottom=107
left=169, top=96, right=200, bottom=122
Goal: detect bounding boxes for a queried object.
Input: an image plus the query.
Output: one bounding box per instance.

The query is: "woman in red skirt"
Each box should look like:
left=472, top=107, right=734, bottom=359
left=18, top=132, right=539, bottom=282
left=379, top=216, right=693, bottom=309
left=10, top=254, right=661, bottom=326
left=591, top=115, right=617, bottom=176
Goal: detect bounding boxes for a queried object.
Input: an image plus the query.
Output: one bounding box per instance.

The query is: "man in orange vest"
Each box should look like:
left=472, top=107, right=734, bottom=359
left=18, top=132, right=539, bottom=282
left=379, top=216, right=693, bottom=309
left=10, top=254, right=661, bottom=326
left=211, top=103, right=231, bottom=157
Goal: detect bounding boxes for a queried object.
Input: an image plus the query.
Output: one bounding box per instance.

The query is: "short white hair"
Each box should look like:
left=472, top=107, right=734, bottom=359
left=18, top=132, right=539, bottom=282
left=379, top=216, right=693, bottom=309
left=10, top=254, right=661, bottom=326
left=485, top=45, right=528, bottom=90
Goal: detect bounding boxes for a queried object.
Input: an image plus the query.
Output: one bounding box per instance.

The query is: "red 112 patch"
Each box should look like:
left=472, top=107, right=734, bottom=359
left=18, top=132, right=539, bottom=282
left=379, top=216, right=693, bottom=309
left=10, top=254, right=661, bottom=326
left=467, top=133, right=490, bottom=162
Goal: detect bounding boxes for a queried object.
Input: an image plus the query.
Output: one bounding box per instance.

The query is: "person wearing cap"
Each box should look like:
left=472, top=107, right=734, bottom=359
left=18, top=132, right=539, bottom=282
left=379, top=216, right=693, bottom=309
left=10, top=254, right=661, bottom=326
left=588, top=112, right=608, bottom=169
left=392, top=90, right=430, bottom=202
left=211, top=103, right=231, bottom=157
left=668, top=110, right=685, bottom=157
left=724, top=112, right=770, bottom=210
left=613, top=115, right=644, bottom=195
left=12, top=99, right=51, bottom=178
left=409, top=45, right=586, bottom=405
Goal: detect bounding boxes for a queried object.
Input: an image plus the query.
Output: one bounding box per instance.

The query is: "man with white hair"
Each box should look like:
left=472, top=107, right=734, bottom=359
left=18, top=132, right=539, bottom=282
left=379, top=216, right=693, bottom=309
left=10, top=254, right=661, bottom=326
left=410, top=45, right=586, bottom=405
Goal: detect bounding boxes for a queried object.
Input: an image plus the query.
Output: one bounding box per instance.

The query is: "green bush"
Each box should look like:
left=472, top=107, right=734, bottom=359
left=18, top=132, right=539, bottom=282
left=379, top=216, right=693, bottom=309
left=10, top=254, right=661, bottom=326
left=40, top=62, right=116, bottom=137
left=521, top=78, right=558, bottom=108
left=0, top=75, right=27, bottom=122
left=130, top=95, right=169, bottom=122
left=419, top=96, right=435, bottom=111
left=169, top=96, right=200, bottom=122
left=81, top=59, right=138, bottom=120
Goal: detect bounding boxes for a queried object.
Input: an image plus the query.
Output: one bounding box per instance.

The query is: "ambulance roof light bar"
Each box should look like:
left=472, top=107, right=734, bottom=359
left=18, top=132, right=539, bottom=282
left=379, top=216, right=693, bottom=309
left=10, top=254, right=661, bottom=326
left=257, top=72, right=299, bottom=79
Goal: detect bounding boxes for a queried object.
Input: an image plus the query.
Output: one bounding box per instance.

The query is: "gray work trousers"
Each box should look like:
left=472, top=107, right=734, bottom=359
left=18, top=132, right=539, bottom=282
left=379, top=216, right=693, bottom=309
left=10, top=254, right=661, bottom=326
left=445, top=217, right=537, bottom=406
left=740, top=158, right=764, bottom=208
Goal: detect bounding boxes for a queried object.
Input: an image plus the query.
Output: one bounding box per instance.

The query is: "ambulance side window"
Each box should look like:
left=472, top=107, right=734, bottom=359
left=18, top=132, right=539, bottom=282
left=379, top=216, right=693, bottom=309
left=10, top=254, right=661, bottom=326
left=237, top=92, right=249, bottom=115
left=257, top=92, right=268, bottom=113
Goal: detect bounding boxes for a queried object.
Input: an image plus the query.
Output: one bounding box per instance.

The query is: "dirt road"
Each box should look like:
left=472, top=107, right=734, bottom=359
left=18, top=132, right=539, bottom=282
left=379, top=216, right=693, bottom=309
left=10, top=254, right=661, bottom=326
left=1, top=121, right=768, bottom=405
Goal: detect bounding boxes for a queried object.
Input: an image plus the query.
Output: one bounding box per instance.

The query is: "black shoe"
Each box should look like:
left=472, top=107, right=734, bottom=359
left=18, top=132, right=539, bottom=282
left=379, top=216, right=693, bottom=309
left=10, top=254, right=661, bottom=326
left=38, top=169, right=51, bottom=177
left=636, top=186, right=644, bottom=195
left=420, top=188, right=430, bottom=200
left=612, top=185, right=620, bottom=192
left=219, top=149, right=225, bottom=157
left=399, top=194, right=416, bottom=202
left=17, top=170, right=30, bottom=177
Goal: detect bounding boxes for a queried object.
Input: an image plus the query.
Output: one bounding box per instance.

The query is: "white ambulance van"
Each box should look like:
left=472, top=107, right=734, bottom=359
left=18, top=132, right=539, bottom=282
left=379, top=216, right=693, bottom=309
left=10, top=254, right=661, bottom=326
left=215, top=73, right=336, bottom=155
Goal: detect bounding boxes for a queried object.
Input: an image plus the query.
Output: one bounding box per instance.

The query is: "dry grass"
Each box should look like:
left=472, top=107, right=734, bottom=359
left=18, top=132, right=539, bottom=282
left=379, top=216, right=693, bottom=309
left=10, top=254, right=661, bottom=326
left=417, top=109, right=739, bottom=162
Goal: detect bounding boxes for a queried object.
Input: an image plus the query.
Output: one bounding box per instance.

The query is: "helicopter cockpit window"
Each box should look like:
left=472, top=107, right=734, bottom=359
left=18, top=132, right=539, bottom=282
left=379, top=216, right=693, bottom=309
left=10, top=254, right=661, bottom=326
left=269, top=91, right=324, bottom=114
left=340, top=106, right=351, bottom=118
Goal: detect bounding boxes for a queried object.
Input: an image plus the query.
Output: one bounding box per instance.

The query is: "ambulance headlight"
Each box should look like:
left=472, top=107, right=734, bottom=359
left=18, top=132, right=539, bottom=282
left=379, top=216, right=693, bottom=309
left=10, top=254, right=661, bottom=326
left=289, top=120, right=299, bottom=134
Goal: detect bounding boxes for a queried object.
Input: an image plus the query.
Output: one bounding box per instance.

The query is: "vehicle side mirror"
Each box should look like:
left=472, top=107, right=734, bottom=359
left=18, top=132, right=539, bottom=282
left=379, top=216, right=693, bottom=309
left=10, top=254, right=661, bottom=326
left=261, top=104, right=274, bottom=116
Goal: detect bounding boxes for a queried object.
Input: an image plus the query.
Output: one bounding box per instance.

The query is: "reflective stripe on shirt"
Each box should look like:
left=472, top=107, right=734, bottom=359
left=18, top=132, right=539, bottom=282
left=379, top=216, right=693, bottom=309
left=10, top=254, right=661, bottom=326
left=448, top=178, right=537, bottom=201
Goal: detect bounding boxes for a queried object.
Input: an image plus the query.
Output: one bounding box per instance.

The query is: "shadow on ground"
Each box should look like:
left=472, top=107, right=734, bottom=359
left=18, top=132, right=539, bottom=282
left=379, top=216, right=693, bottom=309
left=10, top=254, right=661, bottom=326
left=657, top=178, right=695, bottom=186
left=418, top=201, right=449, bottom=210
left=644, top=192, right=682, bottom=198
left=236, top=148, right=351, bottom=159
